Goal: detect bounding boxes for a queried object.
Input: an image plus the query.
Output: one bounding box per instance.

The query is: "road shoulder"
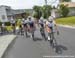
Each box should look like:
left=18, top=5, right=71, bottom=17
left=57, top=24, right=75, bottom=29
left=0, top=35, right=16, bottom=58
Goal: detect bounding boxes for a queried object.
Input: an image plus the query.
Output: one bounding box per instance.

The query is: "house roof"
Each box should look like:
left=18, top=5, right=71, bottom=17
left=7, top=9, right=33, bottom=16
left=60, top=2, right=75, bottom=7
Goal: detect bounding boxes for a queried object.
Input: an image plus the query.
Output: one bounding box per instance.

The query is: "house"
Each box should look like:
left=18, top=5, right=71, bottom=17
left=51, top=0, right=75, bottom=17
left=0, top=5, right=33, bottom=22
left=60, top=2, right=75, bottom=16
left=51, top=9, right=60, bottom=18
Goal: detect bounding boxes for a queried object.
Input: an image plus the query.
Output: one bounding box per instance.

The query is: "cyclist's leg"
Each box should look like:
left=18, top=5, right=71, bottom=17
left=13, top=26, right=15, bottom=34
left=48, top=32, right=51, bottom=41
left=52, top=32, right=57, bottom=45
left=25, top=27, right=28, bottom=37
left=21, top=26, right=23, bottom=35
left=50, top=32, right=53, bottom=45
left=32, top=27, right=35, bottom=39
left=40, top=28, right=45, bottom=37
left=48, top=30, right=53, bottom=45
left=51, top=30, right=58, bottom=49
left=32, top=30, right=34, bottom=39
left=29, top=26, right=32, bottom=38
left=19, top=25, right=23, bottom=35
left=29, top=26, right=35, bottom=41
left=22, top=26, right=24, bottom=35
left=42, top=28, right=46, bottom=40
left=40, top=28, right=43, bottom=36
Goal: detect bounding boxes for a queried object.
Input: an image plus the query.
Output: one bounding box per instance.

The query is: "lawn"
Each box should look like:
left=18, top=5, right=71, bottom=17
left=56, top=16, right=75, bottom=26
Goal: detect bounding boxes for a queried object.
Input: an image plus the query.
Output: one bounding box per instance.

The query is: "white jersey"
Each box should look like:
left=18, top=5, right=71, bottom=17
left=24, top=20, right=28, bottom=24
left=46, top=20, right=56, bottom=32
left=27, top=18, right=35, bottom=23
left=22, top=18, right=28, bottom=24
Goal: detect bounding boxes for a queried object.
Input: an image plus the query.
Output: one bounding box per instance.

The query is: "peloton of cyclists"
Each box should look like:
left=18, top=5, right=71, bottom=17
left=20, top=15, right=59, bottom=42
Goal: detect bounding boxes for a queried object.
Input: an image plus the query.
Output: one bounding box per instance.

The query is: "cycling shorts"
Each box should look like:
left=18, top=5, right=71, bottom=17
left=29, top=23, right=34, bottom=28
left=40, top=23, right=44, bottom=28
left=12, top=23, right=15, bottom=26
left=23, top=23, right=28, bottom=28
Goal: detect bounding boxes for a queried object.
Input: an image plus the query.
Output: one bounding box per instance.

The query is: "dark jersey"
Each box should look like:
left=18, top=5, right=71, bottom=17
left=28, top=20, right=34, bottom=28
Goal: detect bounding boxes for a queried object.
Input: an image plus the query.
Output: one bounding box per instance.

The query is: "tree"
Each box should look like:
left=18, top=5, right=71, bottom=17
left=33, top=6, right=42, bottom=19
left=63, top=0, right=71, bottom=2
left=42, top=5, right=52, bottom=19
left=59, top=4, right=69, bottom=17
left=33, top=5, right=52, bottom=19
left=21, top=12, right=29, bottom=19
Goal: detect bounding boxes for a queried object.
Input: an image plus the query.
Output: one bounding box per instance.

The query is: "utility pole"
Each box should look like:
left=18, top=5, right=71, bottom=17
left=45, top=0, right=48, bottom=19
left=45, top=0, right=47, bottom=5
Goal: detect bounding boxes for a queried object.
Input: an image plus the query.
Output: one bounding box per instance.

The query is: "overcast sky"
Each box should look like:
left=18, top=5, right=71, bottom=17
left=0, top=0, right=75, bottom=9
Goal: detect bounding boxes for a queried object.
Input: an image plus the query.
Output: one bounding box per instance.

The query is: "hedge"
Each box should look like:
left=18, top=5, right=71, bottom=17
left=5, top=22, right=11, bottom=26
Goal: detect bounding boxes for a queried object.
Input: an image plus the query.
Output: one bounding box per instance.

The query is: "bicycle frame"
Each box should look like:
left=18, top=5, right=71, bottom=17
left=40, top=27, right=46, bottom=40
left=48, top=28, right=57, bottom=48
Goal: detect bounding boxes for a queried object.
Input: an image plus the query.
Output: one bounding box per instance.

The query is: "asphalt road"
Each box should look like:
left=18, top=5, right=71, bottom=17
left=2, top=27, right=75, bottom=58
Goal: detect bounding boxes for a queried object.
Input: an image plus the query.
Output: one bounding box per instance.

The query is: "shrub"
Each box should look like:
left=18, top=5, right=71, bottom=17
left=5, top=26, right=13, bottom=31
left=59, top=4, right=69, bottom=17
left=5, top=22, right=11, bottom=26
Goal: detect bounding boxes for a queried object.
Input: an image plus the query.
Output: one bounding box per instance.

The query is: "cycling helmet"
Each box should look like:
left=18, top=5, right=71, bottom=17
left=48, top=16, right=54, bottom=22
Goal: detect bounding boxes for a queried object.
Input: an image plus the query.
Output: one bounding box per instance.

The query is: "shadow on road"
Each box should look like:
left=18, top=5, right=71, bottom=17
left=33, top=37, right=43, bottom=41
left=55, top=45, right=68, bottom=54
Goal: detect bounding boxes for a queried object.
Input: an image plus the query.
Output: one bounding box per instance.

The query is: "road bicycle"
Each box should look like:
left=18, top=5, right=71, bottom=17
left=48, top=27, right=59, bottom=52
left=40, top=27, right=46, bottom=40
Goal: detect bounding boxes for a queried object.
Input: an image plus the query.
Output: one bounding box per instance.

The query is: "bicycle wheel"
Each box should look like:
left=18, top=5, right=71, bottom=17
left=40, top=28, right=46, bottom=40
left=32, top=32, right=35, bottom=41
left=30, top=28, right=35, bottom=41
left=49, top=31, right=56, bottom=47
left=51, top=32, right=59, bottom=53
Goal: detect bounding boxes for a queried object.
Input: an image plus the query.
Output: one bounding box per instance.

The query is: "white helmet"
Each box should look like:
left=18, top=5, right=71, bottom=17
left=40, top=17, right=44, bottom=22
left=40, top=17, right=44, bottom=20
left=48, top=16, right=54, bottom=21
left=28, top=16, right=31, bottom=18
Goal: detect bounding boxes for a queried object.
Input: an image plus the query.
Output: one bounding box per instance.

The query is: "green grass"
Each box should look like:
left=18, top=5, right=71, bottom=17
left=56, top=16, right=75, bottom=26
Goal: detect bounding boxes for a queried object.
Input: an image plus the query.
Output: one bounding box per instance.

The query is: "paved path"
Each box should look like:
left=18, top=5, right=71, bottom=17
left=3, top=27, right=75, bottom=58
left=0, top=35, right=16, bottom=58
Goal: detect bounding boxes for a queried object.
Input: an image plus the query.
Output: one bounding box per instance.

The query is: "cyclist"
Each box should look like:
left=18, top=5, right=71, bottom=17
left=27, top=16, right=35, bottom=40
left=45, top=16, right=59, bottom=44
left=19, top=18, right=25, bottom=35
left=1, top=23, right=5, bottom=34
left=39, top=17, right=46, bottom=40
left=11, top=19, right=16, bottom=34
left=22, top=18, right=28, bottom=37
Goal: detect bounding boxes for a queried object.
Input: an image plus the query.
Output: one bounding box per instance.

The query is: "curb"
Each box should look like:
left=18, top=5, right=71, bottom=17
left=57, top=24, right=75, bottom=29
left=0, top=35, right=17, bottom=58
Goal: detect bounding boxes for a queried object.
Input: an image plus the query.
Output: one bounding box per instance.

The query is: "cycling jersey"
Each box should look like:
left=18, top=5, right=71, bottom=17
left=22, top=18, right=28, bottom=27
left=24, top=21, right=28, bottom=27
left=28, top=19, right=34, bottom=28
left=39, top=20, right=44, bottom=28
left=46, top=21, right=56, bottom=32
left=11, top=20, right=15, bottom=26
left=48, top=22, right=54, bottom=27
